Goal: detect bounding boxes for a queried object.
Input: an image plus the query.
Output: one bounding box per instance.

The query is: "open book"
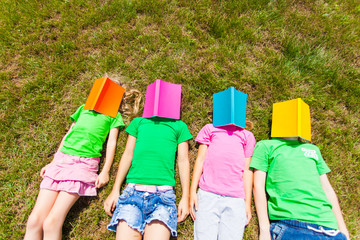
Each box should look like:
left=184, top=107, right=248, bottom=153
left=271, top=98, right=311, bottom=142
left=213, top=87, right=247, bottom=128
left=84, top=77, right=125, bottom=118
left=143, top=79, right=182, bottom=119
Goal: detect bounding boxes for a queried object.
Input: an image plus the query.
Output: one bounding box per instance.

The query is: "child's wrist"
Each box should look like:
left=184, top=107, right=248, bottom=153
left=111, top=181, right=124, bottom=193
left=111, top=188, right=120, bottom=195
left=100, top=169, right=110, bottom=174
left=259, top=224, right=270, bottom=232
left=190, top=187, right=198, bottom=194
left=180, top=194, right=190, bottom=200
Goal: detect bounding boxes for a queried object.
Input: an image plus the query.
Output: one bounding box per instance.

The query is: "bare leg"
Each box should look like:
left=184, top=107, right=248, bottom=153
left=24, top=189, right=59, bottom=240
left=144, top=220, right=171, bottom=240
left=116, top=220, right=142, bottom=240
left=42, top=191, right=79, bottom=240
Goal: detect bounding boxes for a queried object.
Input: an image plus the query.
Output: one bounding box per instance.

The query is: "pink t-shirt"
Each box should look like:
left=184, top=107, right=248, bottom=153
left=196, top=123, right=256, bottom=198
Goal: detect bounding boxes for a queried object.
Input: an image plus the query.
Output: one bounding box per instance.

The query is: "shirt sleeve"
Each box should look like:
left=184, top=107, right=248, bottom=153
left=177, top=121, right=193, bottom=144
left=110, top=112, right=125, bottom=129
left=195, top=124, right=212, bottom=145
left=125, top=117, right=141, bottom=137
left=244, top=131, right=256, bottom=158
left=314, top=146, right=331, bottom=175
left=249, top=141, right=270, bottom=172
left=70, top=104, right=84, bottom=122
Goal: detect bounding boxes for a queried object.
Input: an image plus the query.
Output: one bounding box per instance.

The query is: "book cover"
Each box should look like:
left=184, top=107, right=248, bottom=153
left=84, top=77, right=125, bottom=118
left=142, top=79, right=182, bottom=119
left=213, top=87, right=247, bottom=128
left=271, top=98, right=311, bottom=141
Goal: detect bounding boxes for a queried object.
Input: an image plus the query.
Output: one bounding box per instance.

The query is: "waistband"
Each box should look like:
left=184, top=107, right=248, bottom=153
left=128, top=183, right=173, bottom=193
left=56, top=151, right=100, bottom=161
left=271, top=220, right=339, bottom=237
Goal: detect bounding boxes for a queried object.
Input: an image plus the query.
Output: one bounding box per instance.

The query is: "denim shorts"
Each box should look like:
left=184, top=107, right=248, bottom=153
left=270, top=220, right=347, bottom=240
left=107, top=185, right=177, bottom=237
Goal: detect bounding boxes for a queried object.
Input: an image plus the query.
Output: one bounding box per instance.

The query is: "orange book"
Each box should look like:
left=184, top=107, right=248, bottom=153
left=84, top=77, right=125, bottom=118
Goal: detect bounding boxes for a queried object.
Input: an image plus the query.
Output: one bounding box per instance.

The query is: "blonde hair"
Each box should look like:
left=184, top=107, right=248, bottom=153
left=119, top=88, right=143, bottom=119
left=103, top=73, right=143, bottom=121
left=103, top=73, right=122, bottom=85
left=246, top=120, right=253, bottom=130
left=207, top=111, right=254, bottom=130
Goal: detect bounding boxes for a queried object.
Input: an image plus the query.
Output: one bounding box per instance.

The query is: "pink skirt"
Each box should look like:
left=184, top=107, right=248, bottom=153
left=40, top=151, right=100, bottom=196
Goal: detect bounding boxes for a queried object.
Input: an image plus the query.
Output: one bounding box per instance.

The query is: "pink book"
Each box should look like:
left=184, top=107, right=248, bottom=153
left=142, top=79, right=182, bottom=119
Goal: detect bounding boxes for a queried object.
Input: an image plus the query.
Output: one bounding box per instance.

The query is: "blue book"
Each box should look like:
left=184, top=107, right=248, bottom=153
left=213, top=87, right=247, bottom=128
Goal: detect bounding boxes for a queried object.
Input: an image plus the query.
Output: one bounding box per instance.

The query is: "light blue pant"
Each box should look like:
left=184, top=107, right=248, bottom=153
left=194, top=189, right=247, bottom=240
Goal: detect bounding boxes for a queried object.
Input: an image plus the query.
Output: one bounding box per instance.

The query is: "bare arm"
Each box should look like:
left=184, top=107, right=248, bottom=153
left=320, top=174, right=350, bottom=240
left=189, top=144, right=207, bottom=220
left=243, top=157, right=253, bottom=225
left=95, top=127, right=120, bottom=188
left=104, top=135, right=136, bottom=217
left=177, top=140, right=191, bottom=222
left=253, top=169, right=271, bottom=240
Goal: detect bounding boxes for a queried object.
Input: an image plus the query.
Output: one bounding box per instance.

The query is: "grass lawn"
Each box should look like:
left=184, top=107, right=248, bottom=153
left=0, top=0, right=359, bottom=239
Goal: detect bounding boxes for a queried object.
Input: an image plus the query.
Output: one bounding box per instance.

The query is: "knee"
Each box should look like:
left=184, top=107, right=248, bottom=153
left=26, top=212, right=44, bottom=231
left=43, top=215, right=63, bottom=233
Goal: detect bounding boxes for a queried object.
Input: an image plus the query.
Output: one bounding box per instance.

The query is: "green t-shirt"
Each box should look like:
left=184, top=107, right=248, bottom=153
left=250, top=138, right=338, bottom=229
left=61, top=104, right=125, bottom=157
left=125, top=117, right=193, bottom=186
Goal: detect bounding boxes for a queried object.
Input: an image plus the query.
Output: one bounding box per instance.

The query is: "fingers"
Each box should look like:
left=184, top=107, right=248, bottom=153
left=99, top=180, right=108, bottom=188
left=104, top=199, right=114, bottom=217
left=189, top=196, right=198, bottom=221
left=95, top=176, right=109, bottom=189
left=177, top=200, right=189, bottom=223
left=104, top=192, right=119, bottom=217
left=177, top=208, right=187, bottom=222
left=95, top=179, right=105, bottom=188
left=105, top=208, right=113, bottom=217
left=177, top=208, right=182, bottom=222
left=40, top=166, right=47, bottom=178
left=95, top=178, right=100, bottom=188
left=246, top=208, right=252, bottom=225
left=189, top=200, right=196, bottom=221
left=101, top=179, right=109, bottom=187
left=111, top=201, right=117, bottom=214
left=246, top=212, right=252, bottom=225
left=190, top=206, right=196, bottom=221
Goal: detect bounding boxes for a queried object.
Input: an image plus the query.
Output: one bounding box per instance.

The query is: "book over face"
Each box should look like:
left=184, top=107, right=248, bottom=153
left=271, top=98, right=311, bottom=142
left=142, top=79, right=182, bottom=119
left=213, top=87, right=247, bottom=128
left=84, top=77, right=125, bottom=118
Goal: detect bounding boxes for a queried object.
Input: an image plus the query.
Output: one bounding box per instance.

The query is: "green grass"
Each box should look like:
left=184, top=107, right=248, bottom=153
left=1, top=0, right=359, bottom=239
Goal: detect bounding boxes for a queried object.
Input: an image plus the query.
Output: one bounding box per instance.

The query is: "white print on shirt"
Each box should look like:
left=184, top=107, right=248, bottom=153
left=301, top=148, right=319, bottom=160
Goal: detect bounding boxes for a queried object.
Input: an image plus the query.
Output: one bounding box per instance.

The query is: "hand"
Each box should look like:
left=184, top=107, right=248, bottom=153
left=177, top=197, right=189, bottom=222
left=104, top=191, right=119, bottom=217
left=189, top=192, right=198, bottom=221
left=245, top=204, right=252, bottom=225
left=40, top=164, right=50, bottom=178
left=95, top=171, right=109, bottom=188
